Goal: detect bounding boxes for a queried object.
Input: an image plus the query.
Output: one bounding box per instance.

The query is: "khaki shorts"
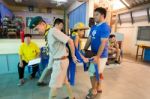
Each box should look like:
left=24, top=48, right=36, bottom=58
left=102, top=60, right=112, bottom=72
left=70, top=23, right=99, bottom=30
left=88, top=58, right=107, bottom=77
left=49, top=58, right=69, bottom=88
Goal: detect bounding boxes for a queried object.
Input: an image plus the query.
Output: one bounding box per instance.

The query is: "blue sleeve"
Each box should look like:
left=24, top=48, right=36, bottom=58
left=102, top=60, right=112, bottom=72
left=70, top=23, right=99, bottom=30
left=101, top=26, right=110, bottom=39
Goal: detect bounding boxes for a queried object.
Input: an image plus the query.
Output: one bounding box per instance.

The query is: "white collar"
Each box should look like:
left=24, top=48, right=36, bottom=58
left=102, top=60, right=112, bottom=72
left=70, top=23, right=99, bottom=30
left=96, top=22, right=106, bottom=26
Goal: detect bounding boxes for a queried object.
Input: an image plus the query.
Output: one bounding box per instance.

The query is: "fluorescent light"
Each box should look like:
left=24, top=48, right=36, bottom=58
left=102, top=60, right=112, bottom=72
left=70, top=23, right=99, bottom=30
left=121, top=0, right=130, bottom=7
left=15, top=0, right=22, bottom=3
left=53, top=0, right=67, bottom=2
left=112, top=0, right=126, bottom=10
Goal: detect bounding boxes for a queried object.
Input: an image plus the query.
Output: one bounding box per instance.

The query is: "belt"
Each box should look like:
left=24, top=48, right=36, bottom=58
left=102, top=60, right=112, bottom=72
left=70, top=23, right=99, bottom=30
left=54, top=56, right=68, bottom=61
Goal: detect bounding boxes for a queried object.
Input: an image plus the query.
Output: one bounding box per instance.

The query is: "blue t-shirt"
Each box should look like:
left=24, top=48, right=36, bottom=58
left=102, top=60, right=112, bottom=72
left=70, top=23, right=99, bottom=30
left=90, top=22, right=111, bottom=58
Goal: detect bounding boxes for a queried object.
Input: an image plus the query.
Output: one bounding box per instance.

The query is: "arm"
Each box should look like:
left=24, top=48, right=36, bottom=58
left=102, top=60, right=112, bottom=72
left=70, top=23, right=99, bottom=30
left=97, top=38, right=108, bottom=57
left=74, top=36, right=80, bottom=49
left=35, top=47, right=40, bottom=58
left=19, top=55, right=23, bottom=67
left=33, top=42, right=40, bottom=58
left=116, top=41, right=120, bottom=50
left=52, top=30, right=77, bottom=62
left=67, top=39, right=76, bottom=58
left=93, top=38, right=108, bottom=64
left=84, top=36, right=91, bottom=50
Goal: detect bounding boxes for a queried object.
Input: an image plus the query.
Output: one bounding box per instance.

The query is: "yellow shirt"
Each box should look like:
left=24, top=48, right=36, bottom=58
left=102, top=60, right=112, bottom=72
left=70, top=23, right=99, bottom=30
left=19, top=41, right=40, bottom=63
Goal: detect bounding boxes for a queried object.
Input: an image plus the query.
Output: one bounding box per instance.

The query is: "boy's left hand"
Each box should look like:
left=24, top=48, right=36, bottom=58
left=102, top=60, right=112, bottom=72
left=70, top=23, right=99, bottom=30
left=92, top=56, right=99, bottom=64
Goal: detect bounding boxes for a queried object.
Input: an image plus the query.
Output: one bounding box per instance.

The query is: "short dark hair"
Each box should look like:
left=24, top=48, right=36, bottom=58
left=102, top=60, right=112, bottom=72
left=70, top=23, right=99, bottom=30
left=54, top=18, right=64, bottom=26
left=109, top=34, right=115, bottom=38
left=94, top=7, right=107, bottom=18
left=24, top=34, right=32, bottom=38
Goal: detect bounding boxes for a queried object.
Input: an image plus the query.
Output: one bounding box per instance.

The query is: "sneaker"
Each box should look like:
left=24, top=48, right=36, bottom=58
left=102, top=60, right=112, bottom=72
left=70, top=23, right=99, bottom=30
left=17, top=79, right=25, bottom=86
left=37, top=82, right=48, bottom=86
left=64, top=97, right=75, bottom=99
left=29, top=75, right=35, bottom=80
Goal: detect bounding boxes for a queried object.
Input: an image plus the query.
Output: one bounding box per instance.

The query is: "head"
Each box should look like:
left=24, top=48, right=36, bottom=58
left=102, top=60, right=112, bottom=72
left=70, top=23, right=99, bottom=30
left=94, top=7, right=107, bottom=23
left=109, top=34, right=116, bottom=42
left=53, top=18, right=64, bottom=30
left=76, top=29, right=85, bottom=38
left=24, top=34, right=32, bottom=44
left=73, top=22, right=88, bottom=38
left=34, top=21, right=47, bottom=35
left=29, top=16, right=47, bottom=35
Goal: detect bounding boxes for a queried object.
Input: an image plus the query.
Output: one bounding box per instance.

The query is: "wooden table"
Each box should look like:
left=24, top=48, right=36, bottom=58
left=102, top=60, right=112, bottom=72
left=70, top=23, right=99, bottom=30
left=136, top=45, right=150, bottom=60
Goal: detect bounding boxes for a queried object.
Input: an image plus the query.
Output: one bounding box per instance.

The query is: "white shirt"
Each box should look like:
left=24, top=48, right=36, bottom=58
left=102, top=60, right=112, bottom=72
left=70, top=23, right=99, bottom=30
left=47, top=27, right=70, bottom=59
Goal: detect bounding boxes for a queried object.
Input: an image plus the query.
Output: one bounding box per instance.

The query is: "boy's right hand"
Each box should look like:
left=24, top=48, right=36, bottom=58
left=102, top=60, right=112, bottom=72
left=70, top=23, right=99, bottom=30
left=19, top=61, right=23, bottom=67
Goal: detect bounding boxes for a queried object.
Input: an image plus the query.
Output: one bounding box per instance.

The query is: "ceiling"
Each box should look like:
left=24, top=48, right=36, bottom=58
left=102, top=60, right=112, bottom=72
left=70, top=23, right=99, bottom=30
left=3, top=0, right=76, bottom=9
left=121, top=0, right=150, bottom=8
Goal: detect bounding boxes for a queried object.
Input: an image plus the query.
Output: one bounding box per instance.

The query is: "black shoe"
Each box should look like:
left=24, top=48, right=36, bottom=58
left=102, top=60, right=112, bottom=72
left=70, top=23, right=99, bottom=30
left=115, top=60, right=120, bottom=64
left=106, top=62, right=109, bottom=65
left=37, top=82, right=48, bottom=86
left=30, top=76, right=35, bottom=80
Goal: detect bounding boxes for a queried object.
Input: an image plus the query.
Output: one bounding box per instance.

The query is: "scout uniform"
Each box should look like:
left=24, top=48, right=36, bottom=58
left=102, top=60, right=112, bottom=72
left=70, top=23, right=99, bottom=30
left=47, top=27, right=70, bottom=88
left=29, top=16, right=52, bottom=85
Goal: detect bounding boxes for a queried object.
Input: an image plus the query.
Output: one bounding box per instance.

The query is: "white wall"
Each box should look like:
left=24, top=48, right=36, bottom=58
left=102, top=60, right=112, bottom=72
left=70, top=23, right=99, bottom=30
left=0, top=39, right=45, bottom=54
left=116, top=21, right=150, bottom=57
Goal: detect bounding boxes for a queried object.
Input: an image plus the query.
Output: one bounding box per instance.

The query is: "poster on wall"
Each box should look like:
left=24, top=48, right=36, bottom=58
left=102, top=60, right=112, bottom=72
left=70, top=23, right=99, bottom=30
left=0, top=16, right=24, bottom=39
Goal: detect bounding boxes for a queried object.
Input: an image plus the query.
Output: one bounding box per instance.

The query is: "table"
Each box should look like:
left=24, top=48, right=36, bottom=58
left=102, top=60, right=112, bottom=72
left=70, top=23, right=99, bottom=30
left=136, top=45, right=150, bottom=60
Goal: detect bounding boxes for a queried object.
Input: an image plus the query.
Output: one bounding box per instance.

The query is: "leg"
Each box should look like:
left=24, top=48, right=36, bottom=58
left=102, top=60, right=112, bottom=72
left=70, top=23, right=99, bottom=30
left=90, top=76, right=96, bottom=89
left=97, top=58, right=107, bottom=92
left=116, top=48, right=121, bottom=61
left=31, top=64, right=39, bottom=78
left=64, top=77, right=74, bottom=99
left=136, top=45, right=139, bottom=60
left=49, top=88, right=58, bottom=99
left=18, top=61, right=27, bottom=79
left=17, top=61, right=27, bottom=85
left=38, top=67, right=52, bottom=83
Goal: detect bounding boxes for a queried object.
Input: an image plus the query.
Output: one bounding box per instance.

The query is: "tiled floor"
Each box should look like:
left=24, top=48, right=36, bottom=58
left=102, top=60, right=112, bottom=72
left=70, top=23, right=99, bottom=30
left=0, top=58, right=150, bottom=99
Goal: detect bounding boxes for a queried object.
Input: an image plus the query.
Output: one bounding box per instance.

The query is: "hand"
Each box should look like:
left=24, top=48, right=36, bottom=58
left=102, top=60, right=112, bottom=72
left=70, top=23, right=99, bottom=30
left=72, top=56, right=78, bottom=63
left=92, top=56, right=99, bottom=64
left=83, top=57, right=89, bottom=63
left=19, top=61, right=23, bottom=67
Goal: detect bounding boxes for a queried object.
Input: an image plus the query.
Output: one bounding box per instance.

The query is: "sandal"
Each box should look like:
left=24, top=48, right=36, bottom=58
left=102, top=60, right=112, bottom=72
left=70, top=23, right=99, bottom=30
left=86, top=91, right=97, bottom=99
left=89, top=88, right=102, bottom=93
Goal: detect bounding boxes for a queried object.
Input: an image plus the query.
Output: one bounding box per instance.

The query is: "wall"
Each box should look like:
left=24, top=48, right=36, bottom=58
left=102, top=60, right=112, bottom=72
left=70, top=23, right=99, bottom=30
left=67, top=1, right=84, bottom=13
left=116, top=21, right=150, bottom=57
left=14, top=11, right=64, bottom=33
left=67, top=0, right=94, bottom=36
left=0, top=39, right=45, bottom=54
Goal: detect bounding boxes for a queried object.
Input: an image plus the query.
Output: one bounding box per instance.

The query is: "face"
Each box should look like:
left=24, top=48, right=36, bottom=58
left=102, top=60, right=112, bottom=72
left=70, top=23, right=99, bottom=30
left=94, top=11, right=103, bottom=23
left=77, top=29, right=85, bottom=38
left=24, top=37, right=31, bottom=44
left=110, top=37, right=116, bottom=42
left=34, top=22, right=46, bottom=35
left=57, top=23, right=64, bottom=30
